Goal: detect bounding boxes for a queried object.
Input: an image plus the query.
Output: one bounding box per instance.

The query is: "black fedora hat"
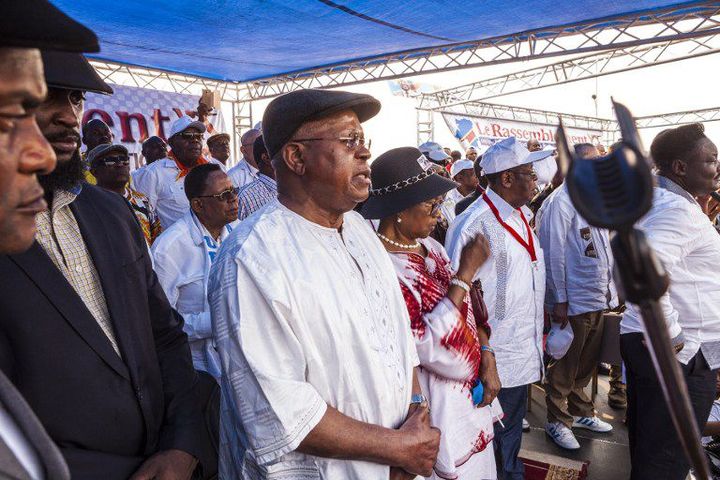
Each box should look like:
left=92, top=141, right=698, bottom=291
left=42, top=51, right=113, bottom=95
left=361, top=147, right=458, bottom=220
left=2, top=0, right=99, bottom=53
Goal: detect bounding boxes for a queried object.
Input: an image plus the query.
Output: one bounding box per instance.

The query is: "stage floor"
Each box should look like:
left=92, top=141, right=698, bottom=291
left=522, top=373, right=630, bottom=480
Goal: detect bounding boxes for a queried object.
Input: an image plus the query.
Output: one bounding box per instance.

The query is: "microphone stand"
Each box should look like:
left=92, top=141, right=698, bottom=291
left=612, top=229, right=710, bottom=480
left=557, top=100, right=710, bottom=478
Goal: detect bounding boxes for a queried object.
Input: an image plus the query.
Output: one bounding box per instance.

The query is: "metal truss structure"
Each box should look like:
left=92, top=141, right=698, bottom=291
left=634, top=106, right=720, bottom=128
left=419, top=33, right=720, bottom=110
left=246, top=1, right=720, bottom=99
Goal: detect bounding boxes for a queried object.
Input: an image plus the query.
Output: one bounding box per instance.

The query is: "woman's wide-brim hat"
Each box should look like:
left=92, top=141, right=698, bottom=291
left=361, top=147, right=458, bottom=220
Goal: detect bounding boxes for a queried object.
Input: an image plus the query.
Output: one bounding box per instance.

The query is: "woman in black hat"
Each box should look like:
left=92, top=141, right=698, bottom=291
left=362, top=147, right=503, bottom=479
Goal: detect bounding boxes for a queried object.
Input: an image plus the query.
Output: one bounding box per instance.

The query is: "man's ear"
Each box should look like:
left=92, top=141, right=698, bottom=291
left=190, top=198, right=203, bottom=215
left=282, top=143, right=306, bottom=176
left=501, top=170, right=514, bottom=189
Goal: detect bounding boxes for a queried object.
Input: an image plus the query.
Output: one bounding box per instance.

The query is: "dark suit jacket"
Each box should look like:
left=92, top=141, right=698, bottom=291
left=455, top=186, right=484, bottom=216
left=0, top=369, right=69, bottom=480
left=0, top=185, right=206, bottom=480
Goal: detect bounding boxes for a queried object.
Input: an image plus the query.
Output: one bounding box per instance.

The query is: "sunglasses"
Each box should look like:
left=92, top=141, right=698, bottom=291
left=177, top=132, right=204, bottom=141
left=195, top=187, right=240, bottom=202
left=98, top=155, right=129, bottom=167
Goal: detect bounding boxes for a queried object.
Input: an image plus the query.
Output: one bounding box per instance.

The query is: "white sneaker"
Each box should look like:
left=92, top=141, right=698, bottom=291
left=572, top=416, right=613, bottom=433
left=545, top=421, right=580, bottom=450
left=522, top=418, right=530, bottom=432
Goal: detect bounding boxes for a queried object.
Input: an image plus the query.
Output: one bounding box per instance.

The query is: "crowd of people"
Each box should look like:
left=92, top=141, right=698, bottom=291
left=2, top=2, right=720, bottom=480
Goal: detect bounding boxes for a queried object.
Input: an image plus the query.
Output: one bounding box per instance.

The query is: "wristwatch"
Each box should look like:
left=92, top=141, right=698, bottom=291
left=410, top=393, right=429, bottom=406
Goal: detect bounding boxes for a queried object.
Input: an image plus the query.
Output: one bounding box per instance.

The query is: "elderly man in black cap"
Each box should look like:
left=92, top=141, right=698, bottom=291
left=89, top=143, right=161, bottom=245
left=0, top=2, right=98, bottom=479
left=206, top=132, right=231, bottom=169
left=0, top=50, right=212, bottom=480
left=141, top=135, right=167, bottom=166
left=209, top=89, right=440, bottom=479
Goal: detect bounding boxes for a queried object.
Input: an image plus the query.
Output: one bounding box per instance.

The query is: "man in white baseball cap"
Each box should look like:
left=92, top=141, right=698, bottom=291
left=445, top=136, right=552, bottom=480
left=441, top=159, right=477, bottom=223
left=133, top=115, right=225, bottom=230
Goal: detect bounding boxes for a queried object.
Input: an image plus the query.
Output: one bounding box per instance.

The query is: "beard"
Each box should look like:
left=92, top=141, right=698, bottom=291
left=39, top=148, right=85, bottom=193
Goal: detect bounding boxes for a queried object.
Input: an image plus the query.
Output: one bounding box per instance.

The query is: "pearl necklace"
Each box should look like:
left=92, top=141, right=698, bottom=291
left=376, top=232, right=420, bottom=249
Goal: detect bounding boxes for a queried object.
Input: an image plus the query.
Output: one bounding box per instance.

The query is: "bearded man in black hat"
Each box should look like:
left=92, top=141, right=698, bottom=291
left=0, top=51, right=211, bottom=480
left=209, top=88, right=440, bottom=479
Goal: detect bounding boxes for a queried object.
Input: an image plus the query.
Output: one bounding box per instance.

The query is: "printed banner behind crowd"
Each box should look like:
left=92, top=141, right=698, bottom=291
left=442, top=113, right=603, bottom=151
left=85, top=84, right=226, bottom=170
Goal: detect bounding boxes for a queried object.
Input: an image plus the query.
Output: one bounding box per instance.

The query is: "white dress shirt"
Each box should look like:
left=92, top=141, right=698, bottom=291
left=622, top=176, right=720, bottom=368
left=227, top=158, right=259, bottom=188
left=131, top=157, right=224, bottom=230
left=151, top=211, right=237, bottom=378
left=446, top=187, right=546, bottom=388
left=210, top=157, right=228, bottom=172
left=536, top=184, right=618, bottom=316
left=440, top=188, right=465, bottom=224
left=208, top=201, right=418, bottom=479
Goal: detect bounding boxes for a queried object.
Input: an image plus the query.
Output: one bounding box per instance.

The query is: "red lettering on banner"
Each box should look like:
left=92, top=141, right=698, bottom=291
left=115, top=112, right=149, bottom=143
left=82, top=109, right=114, bottom=127
left=153, top=109, right=171, bottom=140
left=491, top=123, right=502, bottom=137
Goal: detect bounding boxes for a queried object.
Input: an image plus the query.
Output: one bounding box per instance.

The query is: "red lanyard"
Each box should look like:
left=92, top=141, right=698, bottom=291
left=482, top=193, right=537, bottom=262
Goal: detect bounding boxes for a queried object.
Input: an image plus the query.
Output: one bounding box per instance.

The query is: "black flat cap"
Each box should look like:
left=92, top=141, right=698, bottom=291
left=262, top=89, right=381, bottom=159
left=42, top=51, right=113, bottom=95
left=87, top=144, right=128, bottom=167
left=361, top=147, right=458, bottom=220
left=2, top=0, right=99, bottom=53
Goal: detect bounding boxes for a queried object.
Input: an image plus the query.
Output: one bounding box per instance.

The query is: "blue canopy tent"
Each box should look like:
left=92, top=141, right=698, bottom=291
left=51, top=0, right=712, bottom=83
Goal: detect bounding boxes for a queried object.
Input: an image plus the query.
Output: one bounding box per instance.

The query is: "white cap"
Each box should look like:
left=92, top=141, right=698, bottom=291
left=418, top=141, right=443, bottom=154
left=546, top=322, right=574, bottom=360
left=427, top=149, right=450, bottom=162
left=450, top=159, right=474, bottom=178
left=169, top=115, right=206, bottom=139
left=480, top=137, right=554, bottom=174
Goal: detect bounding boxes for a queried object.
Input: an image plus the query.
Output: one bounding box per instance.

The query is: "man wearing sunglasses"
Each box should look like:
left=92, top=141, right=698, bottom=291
left=133, top=115, right=225, bottom=230
left=152, top=163, right=238, bottom=379
left=89, top=143, right=161, bottom=245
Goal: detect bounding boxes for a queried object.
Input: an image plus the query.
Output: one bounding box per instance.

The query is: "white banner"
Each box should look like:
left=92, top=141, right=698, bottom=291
left=85, top=84, right=226, bottom=169
left=442, top=113, right=602, bottom=151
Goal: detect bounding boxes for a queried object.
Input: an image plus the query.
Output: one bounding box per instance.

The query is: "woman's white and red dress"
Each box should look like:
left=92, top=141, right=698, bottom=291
left=388, top=237, right=503, bottom=480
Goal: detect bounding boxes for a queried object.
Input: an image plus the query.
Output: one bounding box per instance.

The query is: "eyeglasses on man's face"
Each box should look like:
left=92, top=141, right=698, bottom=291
left=195, top=186, right=240, bottom=202
left=291, top=131, right=371, bottom=151
left=98, top=155, right=129, bottom=167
